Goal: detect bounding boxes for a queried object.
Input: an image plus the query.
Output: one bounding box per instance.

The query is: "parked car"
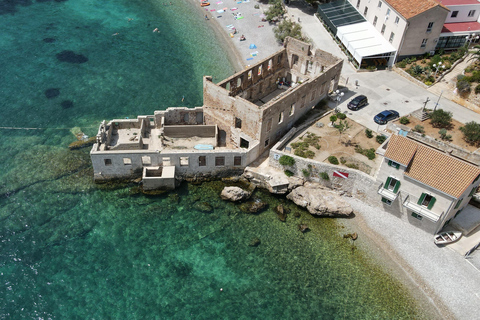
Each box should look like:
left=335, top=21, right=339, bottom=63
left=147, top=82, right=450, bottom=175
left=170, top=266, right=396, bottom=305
left=374, top=110, right=399, bottom=124
left=347, top=95, right=368, bottom=110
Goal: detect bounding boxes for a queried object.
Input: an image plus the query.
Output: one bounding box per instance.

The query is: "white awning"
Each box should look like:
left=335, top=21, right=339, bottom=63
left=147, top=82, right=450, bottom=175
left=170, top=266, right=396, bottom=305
left=336, top=22, right=396, bottom=64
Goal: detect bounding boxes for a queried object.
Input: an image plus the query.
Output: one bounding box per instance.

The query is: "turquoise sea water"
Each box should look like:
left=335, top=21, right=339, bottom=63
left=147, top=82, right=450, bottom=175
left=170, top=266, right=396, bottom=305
left=1, top=1, right=432, bottom=319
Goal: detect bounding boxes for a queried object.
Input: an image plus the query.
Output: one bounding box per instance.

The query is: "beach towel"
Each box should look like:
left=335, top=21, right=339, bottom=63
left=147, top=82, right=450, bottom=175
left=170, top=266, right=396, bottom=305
left=246, top=57, right=253, bottom=61
left=249, top=44, right=257, bottom=49
left=216, top=1, right=223, bottom=4
left=217, top=9, right=224, bottom=13
left=226, top=24, right=234, bottom=28
left=237, top=1, right=242, bottom=3
left=235, top=16, right=244, bottom=20
left=231, top=7, right=238, bottom=10
left=210, top=9, right=216, bottom=11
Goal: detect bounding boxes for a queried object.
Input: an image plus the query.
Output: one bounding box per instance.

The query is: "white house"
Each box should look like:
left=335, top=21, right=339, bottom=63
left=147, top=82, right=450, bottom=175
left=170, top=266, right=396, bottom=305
left=377, top=134, right=480, bottom=234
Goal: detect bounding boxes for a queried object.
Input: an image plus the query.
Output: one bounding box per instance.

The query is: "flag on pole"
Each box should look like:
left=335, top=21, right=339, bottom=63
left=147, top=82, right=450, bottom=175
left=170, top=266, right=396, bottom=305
left=333, top=170, right=349, bottom=179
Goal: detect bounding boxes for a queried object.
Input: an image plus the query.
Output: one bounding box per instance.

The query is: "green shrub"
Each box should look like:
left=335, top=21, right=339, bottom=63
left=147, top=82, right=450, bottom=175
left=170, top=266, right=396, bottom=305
left=457, top=80, right=471, bottom=95
left=430, top=109, right=452, bottom=128
left=330, top=114, right=337, bottom=125
left=376, top=135, right=387, bottom=144
left=279, top=155, right=295, bottom=166
left=460, top=121, right=480, bottom=145
left=302, top=169, right=310, bottom=177
left=340, top=157, right=347, bottom=164
left=319, top=172, right=329, bottom=180
left=328, top=156, right=339, bottom=165
left=365, top=128, right=373, bottom=138
left=345, top=163, right=359, bottom=169
left=439, top=128, right=452, bottom=141
left=399, top=116, right=410, bottom=125
left=365, top=148, right=376, bottom=160
left=337, top=113, right=347, bottom=120
left=413, top=125, right=425, bottom=133
left=397, top=60, right=407, bottom=68
left=284, top=170, right=294, bottom=177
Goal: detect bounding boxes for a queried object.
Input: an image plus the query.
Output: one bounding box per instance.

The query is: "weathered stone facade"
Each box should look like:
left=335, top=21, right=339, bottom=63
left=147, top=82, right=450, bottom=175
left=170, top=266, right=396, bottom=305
left=90, top=38, right=342, bottom=189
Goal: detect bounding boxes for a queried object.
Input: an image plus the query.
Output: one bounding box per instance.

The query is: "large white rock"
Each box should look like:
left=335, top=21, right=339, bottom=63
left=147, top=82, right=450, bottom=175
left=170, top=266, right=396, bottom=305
left=286, top=183, right=353, bottom=217
left=220, top=186, right=251, bottom=202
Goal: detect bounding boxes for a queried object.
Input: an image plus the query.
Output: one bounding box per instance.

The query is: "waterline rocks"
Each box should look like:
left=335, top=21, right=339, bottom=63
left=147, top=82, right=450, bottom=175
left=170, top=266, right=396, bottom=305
left=220, top=186, right=251, bottom=202
left=286, top=183, right=353, bottom=217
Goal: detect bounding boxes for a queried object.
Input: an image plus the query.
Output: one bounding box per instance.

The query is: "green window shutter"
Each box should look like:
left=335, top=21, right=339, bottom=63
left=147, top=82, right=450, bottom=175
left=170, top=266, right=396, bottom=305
left=417, top=193, right=426, bottom=205
left=427, top=197, right=436, bottom=210
left=454, top=198, right=463, bottom=209
left=469, top=187, right=477, bottom=197
left=393, top=181, right=401, bottom=193
left=381, top=197, right=388, bottom=203
left=395, top=162, right=400, bottom=169
left=388, top=160, right=392, bottom=166
left=384, top=177, right=392, bottom=189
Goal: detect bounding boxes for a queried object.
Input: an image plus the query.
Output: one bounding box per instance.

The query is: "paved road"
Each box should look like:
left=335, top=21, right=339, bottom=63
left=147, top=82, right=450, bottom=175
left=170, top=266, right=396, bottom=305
left=286, top=3, right=480, bottom=132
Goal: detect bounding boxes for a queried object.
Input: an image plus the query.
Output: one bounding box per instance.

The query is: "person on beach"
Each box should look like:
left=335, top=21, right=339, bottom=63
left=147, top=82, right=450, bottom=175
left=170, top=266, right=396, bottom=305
left=205, top=15, right=209, bottom=20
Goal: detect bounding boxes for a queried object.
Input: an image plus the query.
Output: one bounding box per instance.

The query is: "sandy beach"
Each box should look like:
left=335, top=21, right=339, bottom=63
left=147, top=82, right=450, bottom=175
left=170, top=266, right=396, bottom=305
left=194, top=1, right=480, bottom=318
left=192, top=0, right=283, bottom=71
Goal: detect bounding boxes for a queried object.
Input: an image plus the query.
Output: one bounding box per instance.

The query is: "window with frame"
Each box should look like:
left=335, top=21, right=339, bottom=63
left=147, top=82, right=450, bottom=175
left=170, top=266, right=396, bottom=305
left=289, top=104, right=295, bottom=116
left=412, top=212, right=423, bottom=220
left=473, top=174, right=480, bottom=184
left=364, top=6, right=368, bottom=16
left=389, top=32, right=395, bottom=43
left=418, top=193, right=436, bottom=210
left=384, top=177, right=400, bottom=193
left=123, top=158, right=132, bottom=165
left=373, top=16, right=378, bottom=27
left=278, top=112, right=284, bottom=124
left=264, top=139, right=270, bottom=147
left=199, top=156, right=206, bottom=167
left=386, top=8, right=390, bottom=15
left=215, top=156, right=225, bottom=167
left=235, top=117, right=242, bottom=129
left=454, top=198, right=463, bottom=209
left=104, top=159, right=112, bottom=166
left=426, top=22, right=434, bottom=33
left=377, top=1, right=382, bottom=8
left=451, top=11, right=458, bottom=18
left=234, top=156, right=242, bottom=166
left=469, top=186, right=478, bottom=197
left=180, top=157, right=189, bottom=166
left=381, top=24, right=386, bottom=35
left=381, top=197, right=392, bottom=205
left=421, top=39, right=428, bottom=48
left=387, top=159, right=400, bottom=169
left=395, top=16, right=399, bottom=24
left=468, top=10, right=476, bottom=17
left=356, top=0, right=360, bottom=9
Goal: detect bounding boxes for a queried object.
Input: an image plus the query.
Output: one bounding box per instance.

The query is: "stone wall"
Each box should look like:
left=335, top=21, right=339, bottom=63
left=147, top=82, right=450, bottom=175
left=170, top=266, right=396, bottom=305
left=155, top=107, right=204, bottom=127
left=164, top=125, right=216, bottom=138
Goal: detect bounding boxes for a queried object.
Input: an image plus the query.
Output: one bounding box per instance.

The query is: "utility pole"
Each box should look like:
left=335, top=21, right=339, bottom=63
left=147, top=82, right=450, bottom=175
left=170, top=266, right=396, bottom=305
left=434, top=91, right=443, bottom=112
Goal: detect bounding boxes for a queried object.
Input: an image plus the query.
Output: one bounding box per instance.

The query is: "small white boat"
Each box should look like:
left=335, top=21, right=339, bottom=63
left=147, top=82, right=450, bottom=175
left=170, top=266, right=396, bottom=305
left=434, top=231, right=462, bottom=245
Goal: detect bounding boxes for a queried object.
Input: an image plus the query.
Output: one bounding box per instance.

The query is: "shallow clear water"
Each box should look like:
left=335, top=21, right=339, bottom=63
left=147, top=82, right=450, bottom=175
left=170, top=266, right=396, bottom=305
left=1, top=1, right=430, bottom=319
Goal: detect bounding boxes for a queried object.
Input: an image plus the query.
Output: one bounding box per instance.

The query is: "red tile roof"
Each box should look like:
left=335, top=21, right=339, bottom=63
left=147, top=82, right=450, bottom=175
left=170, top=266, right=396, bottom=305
left=384, top=135, right=480, bottom=198
left=386, top=0, right=448, bottom=19
left=384, top=134, right=418, bottom=166
left=442, top=21, right=480, bottom=33
left=437, top=0, right=480, bottom=5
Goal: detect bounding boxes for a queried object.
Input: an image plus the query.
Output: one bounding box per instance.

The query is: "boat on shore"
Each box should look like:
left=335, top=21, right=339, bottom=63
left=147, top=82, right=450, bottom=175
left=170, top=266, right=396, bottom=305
left=200, top=1, right=210, bottom=6
left=434, top=230, right=462, bottom=245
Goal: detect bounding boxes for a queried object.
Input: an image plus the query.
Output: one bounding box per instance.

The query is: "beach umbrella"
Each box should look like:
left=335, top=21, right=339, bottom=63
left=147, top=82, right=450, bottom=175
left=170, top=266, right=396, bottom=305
left=249, top=44, right=257, bottom=49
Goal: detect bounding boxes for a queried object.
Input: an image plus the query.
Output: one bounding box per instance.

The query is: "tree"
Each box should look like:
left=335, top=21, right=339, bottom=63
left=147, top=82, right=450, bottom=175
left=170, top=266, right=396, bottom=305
left=430, top=109, right=452, bottom=128
left=330, top=114, right=337, bottom=126
left=460, top=121, right=480, bottom=145
left=273, top=20, right=304, bottom=43
left=265, top=0, right=285, bottom=22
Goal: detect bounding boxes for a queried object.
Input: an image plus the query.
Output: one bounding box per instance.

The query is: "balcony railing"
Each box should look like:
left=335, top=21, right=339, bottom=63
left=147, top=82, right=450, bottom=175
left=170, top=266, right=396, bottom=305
left=377, top=183, right=399, bottom=201
left=402, top=195, right=443, bottom=222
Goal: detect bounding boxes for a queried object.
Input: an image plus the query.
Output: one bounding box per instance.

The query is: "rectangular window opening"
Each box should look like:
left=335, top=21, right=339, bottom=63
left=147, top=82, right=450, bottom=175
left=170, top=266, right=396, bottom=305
left=215, top=156, right=225, bottom=167
left=373, top=16, right=378, bottom=27
left=381, top=197, right=392, bottom=206
left=421, top=39, right=428, bottom=48
left=289, top=104, right=295, bottom=116
left=426, top=22, right=434, bottom=33
left=234, top=156, right=242, bottom=166
left=264, top=139, right=270, bottom=147
left=104, top=159, right=112, bottom=166
left=356, top=0, right=360, bottom=9
left=395, top=16, right=399, bottom=24
left=389, top=32, right=395, bottom=43
left=377, top=1, right=382, bottom=8
left=278, top=112, right=284, bottom=124
left=363, top=6, right=368, bottom=16
left=381, top=24, right=386, bottom=35
left=199, top=156, right=206, bottom=167
left=468, top=10, right=476, bottom=17
left=240, top=138, right=250, bottom=149
left=162, top=157, right=171, bottom=166
left=235, top=117, right=242, bottom=129
left=412, top=212, right=423, bottom=220
left=451, top=11, right=458, bottom=18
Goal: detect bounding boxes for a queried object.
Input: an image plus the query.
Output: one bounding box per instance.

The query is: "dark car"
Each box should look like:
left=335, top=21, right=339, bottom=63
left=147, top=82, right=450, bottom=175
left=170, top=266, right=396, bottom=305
left=374, top=110, right=400, bottom=124
left=347, top=95, right=368, bottom=110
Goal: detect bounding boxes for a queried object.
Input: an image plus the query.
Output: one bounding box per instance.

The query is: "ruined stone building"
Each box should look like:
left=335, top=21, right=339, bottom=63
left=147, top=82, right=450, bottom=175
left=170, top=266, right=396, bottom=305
left=90, top=37, right=343, bottom=189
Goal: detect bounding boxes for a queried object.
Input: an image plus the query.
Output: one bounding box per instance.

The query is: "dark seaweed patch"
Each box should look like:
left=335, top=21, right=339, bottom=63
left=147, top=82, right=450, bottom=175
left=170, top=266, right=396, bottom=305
left=45, top=88, right=60, bottom=99
left=56, top=50, right=88, bottom=64
left=61, top=100, right=73, bottom=109
left=43, top=37, right=56, bottom=43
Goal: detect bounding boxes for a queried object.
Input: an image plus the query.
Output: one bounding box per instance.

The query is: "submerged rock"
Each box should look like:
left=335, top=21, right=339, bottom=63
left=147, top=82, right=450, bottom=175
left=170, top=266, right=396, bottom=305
left=220, top=186, right=250, bottom=202
left=343, top=233, right=358, bottom=241
left=286, top=183, right=353, bottom=217
left=61, top=100, right=74, bottom=109
left=45, top=88, right=60, bottom=99
left=298, top=224, right=309, bottom=233
left=275, top=204, right=288, bottom=222
left=239, top=199, right=268, bottom=213
left=194, top=201, right=213, bottom=213
left=248, top=237, right=261, bottom=247
left=56, top=50, right=88, bottom=64
left=43, top=37, right=56, bottom=43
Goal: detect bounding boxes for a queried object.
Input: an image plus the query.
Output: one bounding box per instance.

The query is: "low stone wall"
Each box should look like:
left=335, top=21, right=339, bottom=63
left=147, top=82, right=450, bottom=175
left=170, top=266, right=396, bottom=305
left=268, top=126, right=380, bottom=206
